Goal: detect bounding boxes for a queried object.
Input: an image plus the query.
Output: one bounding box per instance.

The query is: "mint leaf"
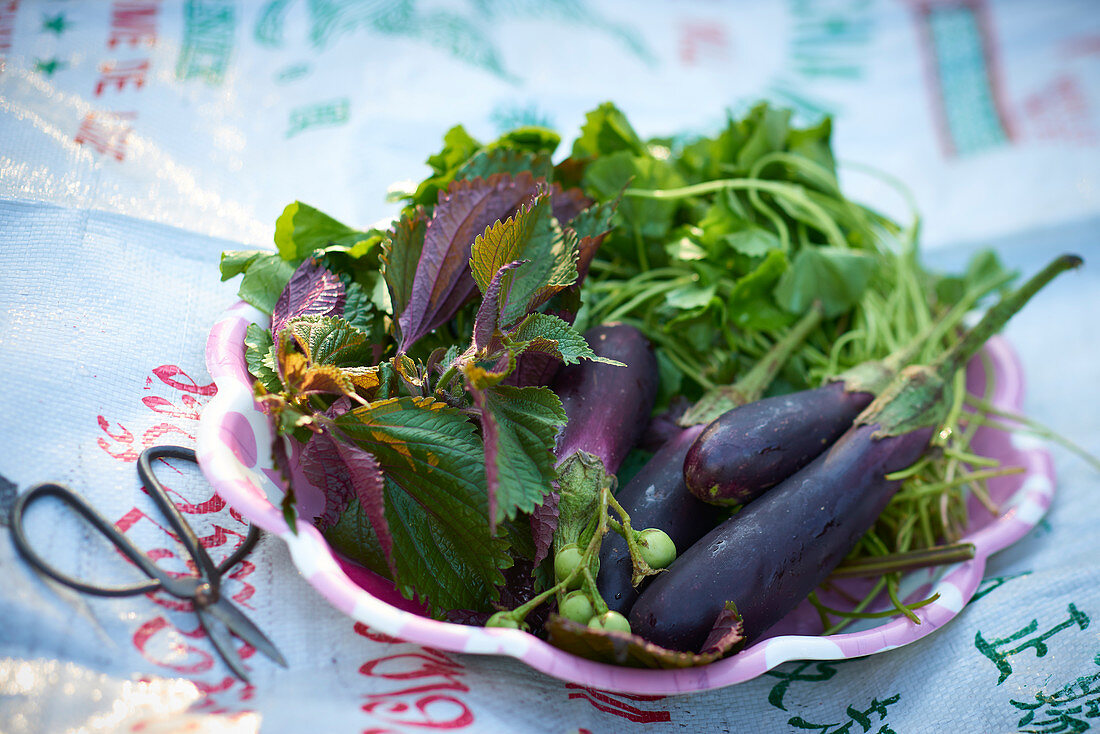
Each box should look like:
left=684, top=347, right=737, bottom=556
left=381, top=207, right=428, bottom=323
left=474, top=385, right=565, bottom=529
left=398, top=172, right=543, bottom=351
left=272, top=257, right=346, bottom=337
left=334, top=397, right=509, bottom=614
left=275, top=201, right=372, bottom=260
left=774, top=246, right=874, bottom=318
left=510, top=313, right=624, bottom=366
left=244, top=323, right=281, bottom=392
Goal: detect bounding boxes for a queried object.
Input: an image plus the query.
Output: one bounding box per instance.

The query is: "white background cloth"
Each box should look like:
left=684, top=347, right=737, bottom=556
left=1, top=1, right=1099, bottom=732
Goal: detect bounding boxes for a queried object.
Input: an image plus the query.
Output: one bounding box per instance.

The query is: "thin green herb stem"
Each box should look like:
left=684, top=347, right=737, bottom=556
left=817, top=591, right=941, bottom=625
left=964, top=396, right=1100, bottom=473
left=603, top=278, right=693, bottom=323
left=625, top=178, right=848, bottom=250
left=633, top=230, right=650, bottom=273
left=815, top=577, right=888, bottom=635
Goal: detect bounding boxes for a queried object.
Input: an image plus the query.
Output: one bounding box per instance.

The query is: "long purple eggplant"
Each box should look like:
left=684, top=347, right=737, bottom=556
left=629, top=255, right=1082, bottom=651
left=595, top=305, right=824, bottom=614
left=595, top=424, right=718, bottom=614
left=530, top=323, right=659, bottom=566
left=551, top=322, right=659, bottom=472
left=682, top=355, right=905, bottom=506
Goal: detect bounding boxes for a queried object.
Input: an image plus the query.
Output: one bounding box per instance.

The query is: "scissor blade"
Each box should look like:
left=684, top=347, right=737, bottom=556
left=197, top=608, right=251, bottom=683
left=204, top=597, right=288, bottom=668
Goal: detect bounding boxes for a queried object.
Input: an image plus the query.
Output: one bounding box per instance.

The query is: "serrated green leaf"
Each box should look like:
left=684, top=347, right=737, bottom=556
left=469, top=193, right=577, bottom=326
left=457, top=147, right=553, bottom=183
left=342, top=279, right=377, bottom=333
left=476, top=385, right=565, bottom=528
left=274, top=201, right=372, bottom=260
left=324, top=498, right=392, bottom=580
left=245, top=323, right=281, bottom=392
left=509, top=313, right=623, bottom=366
left=409, top=125, right=482, bottom=207
left=334, top=397, right=509, bottom=615
left=288, top=315, right=374, bottom=368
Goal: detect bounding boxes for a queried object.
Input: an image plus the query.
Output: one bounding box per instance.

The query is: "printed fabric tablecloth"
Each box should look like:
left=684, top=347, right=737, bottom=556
left=1, top=1, right=1099, bottom=732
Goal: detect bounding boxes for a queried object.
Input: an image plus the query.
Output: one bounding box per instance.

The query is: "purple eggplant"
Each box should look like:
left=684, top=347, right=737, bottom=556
left=595, top=305, right=824, bottom=615
left=682, top=362, right=897, bottom=506
left=551, top=323, right=659, bottom=472
left=629, top=255, right=1081, bottom=651
left=595, top=424, right=720, bottom=614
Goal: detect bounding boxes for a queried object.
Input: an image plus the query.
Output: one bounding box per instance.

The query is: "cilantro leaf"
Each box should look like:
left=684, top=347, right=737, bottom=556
left=334, top=397, right=509, bottom=614
left=571, top=101, right=646, bottom=158
left=474, top=385, right=565, bottom=530
left=275, top=201, right=372, bottom=260
left=583, top=151, right=685, bottom=241
left=774, top=246, right=874, bottom=318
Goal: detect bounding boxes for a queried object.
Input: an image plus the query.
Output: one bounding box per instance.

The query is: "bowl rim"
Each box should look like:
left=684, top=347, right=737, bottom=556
left=196, top=300, right=1056, bottom=694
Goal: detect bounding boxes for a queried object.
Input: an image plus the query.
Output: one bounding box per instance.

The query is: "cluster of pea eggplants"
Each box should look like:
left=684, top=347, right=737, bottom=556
left=539, top=255, right=1079, bottom=655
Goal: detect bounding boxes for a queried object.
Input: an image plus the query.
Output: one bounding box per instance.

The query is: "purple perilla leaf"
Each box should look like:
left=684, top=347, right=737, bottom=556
left=301, top=430, right=393, bottom=576
left=272, top=256, right=346, bottom=338
left=550, top=183, right=592, bottom=225
left=398, top=172, right=542, bottom=352
left=530, top=490, right=560, bottom=565
left=473, top=260, right=528, bottom=353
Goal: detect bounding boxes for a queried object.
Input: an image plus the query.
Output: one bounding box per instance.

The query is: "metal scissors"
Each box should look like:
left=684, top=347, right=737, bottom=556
left=10, top=445, right=287, bottom=682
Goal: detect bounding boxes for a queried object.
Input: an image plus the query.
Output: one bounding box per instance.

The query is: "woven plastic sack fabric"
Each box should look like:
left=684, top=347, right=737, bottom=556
left=1, top=1, right=1098, bottom=732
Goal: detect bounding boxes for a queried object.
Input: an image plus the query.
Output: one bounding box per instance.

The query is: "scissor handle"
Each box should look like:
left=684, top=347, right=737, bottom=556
left=10, top=483, right=164, bottom=597
left=137, top=447, right=262, bottom=591
left=137, top=446, right=221, bottom=584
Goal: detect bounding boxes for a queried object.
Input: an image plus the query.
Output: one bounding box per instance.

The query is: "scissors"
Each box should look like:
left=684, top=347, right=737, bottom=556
left=10, top=445, right=287, bottom=683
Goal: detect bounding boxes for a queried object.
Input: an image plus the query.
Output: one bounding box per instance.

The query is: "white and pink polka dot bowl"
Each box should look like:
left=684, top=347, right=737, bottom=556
left=196, top=301, right=1054, bottom=694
